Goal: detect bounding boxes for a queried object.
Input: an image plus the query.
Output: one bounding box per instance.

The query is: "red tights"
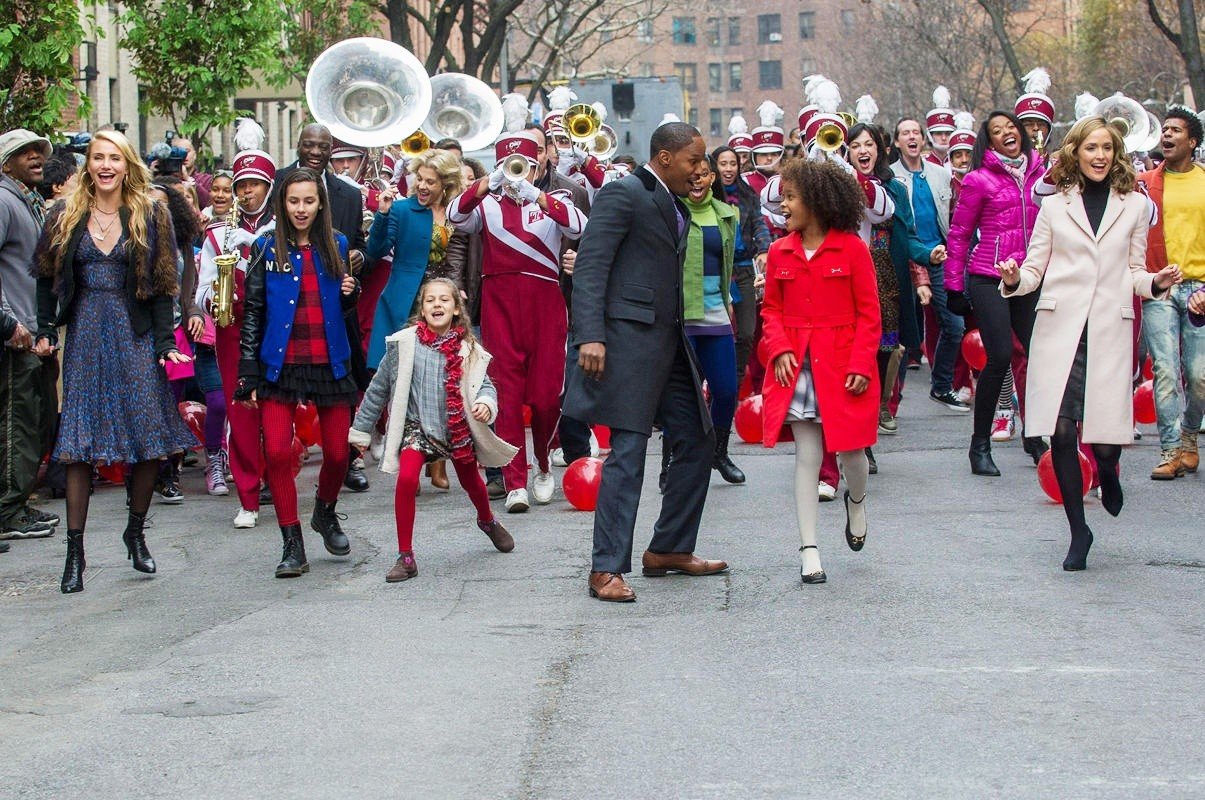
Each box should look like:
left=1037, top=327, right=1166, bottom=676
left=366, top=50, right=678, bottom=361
left=260, top=398, right=351, bottom=526
left=394, top=449, right=493, bottom=552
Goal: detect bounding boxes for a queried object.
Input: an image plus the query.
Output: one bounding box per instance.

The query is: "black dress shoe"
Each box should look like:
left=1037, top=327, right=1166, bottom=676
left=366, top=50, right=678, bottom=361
left=343, top=459, right=369, bottom=492
left=799, top=545, right=826, bottom=584
left=1022, top=436, right=1049, bottom=465
left=843, top=491, right=867, bottom=552
left=969, top=435, right=1001, bottom=476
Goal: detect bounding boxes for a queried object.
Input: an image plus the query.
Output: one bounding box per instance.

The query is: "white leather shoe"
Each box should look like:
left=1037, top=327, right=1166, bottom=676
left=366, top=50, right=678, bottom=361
left=550, top=448, right=568, bottom=468
left=532, top=471, right=555, bottom=504
left=505, top=488, right=530, bottom=514
left=233, top=508, right=259, bottom=529
left=817, top=482, right=837, bottom=502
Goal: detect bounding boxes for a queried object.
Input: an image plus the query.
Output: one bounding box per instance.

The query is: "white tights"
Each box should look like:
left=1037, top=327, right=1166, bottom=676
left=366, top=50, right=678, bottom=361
left=790, top=421, right=869, bottom=573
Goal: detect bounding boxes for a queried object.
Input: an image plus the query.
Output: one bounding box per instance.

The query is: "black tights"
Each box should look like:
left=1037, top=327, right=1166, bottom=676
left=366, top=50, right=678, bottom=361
left=1050, top=417, right=1122, bottom=539
left=65, top=460, right=158, bottom=533
left=966, top=275, right=1037, bottom=438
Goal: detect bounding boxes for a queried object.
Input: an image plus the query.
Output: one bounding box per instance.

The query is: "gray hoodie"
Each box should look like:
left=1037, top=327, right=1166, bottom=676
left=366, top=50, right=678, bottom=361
left=0, top=173, right=43, bottom=332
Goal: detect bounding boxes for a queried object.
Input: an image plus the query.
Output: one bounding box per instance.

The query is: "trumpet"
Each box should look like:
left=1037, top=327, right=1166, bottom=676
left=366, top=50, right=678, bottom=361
left=815, top=121, right=845, bottom=153
left=211, top=205, right=241, bottom=328
left=401, top=130, right=431, bottom=156
left=501, top=153, right=530, bottom=199
left=1031, top=127, right=1046, bottom=156
left=563, top=103, right=602, bottom=143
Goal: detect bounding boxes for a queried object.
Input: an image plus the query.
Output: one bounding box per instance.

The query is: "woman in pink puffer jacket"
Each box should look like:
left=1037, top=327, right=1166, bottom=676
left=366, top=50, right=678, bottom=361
left=944, top=110, right=1045, bottom=477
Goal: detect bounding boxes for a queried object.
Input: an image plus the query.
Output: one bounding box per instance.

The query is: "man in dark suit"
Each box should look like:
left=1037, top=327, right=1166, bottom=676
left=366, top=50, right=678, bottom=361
left=563, top=122, right=728, bottom=603
left=275, top=123, right=372, bottom=491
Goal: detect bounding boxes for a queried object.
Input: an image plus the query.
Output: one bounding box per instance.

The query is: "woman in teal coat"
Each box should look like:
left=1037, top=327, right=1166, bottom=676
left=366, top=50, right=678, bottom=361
left=365, top=149, right=466, bottom=370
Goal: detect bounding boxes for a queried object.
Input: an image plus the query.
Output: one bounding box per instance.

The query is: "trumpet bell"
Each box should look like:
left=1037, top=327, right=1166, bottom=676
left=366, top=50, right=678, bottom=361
left=401, top=130, right=431, bottom=156
left=816, top=122, right=845, bottom=152
left=422, top=73, right=505, bottom=153
left=502, top=153, right=530, bottom=180
left=1090, top=93, right=1151, bottom=155
left=306, top=37, right=432, bottom=148
left=564, top=103, right=602, bottom=143
left=837, top=112, right=858, bottom=129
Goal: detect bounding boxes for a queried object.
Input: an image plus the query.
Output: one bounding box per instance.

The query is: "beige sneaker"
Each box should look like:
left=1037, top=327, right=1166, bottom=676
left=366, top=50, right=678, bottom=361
left=1150, top=449, right=1185, bottom=480
left=1180, top=431, right=1199, bottom=473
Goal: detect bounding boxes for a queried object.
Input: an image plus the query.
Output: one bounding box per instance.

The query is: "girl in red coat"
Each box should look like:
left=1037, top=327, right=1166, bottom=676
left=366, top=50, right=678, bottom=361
left=759, top=160, right=882, bottom=583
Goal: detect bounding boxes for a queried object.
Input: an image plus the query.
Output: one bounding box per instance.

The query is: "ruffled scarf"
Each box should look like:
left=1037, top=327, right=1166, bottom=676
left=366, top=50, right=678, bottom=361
left=415, top=321, right=473, bottom=463
left=996, top=152, right=1028, bottom=186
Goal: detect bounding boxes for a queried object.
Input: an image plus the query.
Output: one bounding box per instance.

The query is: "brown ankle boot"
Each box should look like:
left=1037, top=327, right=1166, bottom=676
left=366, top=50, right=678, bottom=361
left=386, top=552, right=418, bottom=582
left=1180, top=431, right=1199, bottom=473
left=427, top=460, right=450, bottom=489
left=478, top=518, right=514, bottom=552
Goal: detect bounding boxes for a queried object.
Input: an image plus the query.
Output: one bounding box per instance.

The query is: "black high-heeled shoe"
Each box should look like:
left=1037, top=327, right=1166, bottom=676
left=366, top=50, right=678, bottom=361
left=844, top=491, right=867, bottom=552
left=61, top=530, right=85, bottom=594
left=799, top=545, right=826, bottom=584
left=122, top=512, right=156, bottom=574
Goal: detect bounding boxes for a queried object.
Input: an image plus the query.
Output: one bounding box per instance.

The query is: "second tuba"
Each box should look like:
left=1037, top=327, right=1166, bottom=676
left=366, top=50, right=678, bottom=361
left=421, top=73, right=505, bottom=152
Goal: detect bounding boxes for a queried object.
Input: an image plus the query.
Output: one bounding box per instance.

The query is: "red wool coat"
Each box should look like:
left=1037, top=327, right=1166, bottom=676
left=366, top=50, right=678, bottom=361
left=759, top=229, right=882, bottom=451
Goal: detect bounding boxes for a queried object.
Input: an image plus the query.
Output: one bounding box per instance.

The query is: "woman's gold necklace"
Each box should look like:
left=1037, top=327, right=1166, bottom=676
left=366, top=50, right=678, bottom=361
left=90, top=209, right=119, bottom=242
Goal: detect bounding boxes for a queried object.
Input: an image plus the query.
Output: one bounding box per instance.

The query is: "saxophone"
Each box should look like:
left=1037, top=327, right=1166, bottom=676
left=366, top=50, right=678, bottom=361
left=211, top=205, right=241, bottom=327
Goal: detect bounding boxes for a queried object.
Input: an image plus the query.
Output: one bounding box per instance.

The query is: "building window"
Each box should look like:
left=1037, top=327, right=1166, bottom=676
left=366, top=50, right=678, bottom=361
left=687, top=107, right=699, bottom=128
left=727, top=17, right=741, bottom=46
left=636, top=20, right=653, bottom=43
left=638, top=62, right=655, bottom=78
left=672, top=17, right=697, bottom=45
left=709, top=108, right=723, bottom=136
left=840, top=9, right=857, bottom=33
left=728, top=63, right=742, bottom=92
left=706, top=16, right=721, bottom=46
left=757, top=14, right=782, bottom=44
left=799, top=11, right=816, bottom=39
left=758, top=60, right=782, bottom=90
left=801, top=57, right=817, bottom=75
left=708, top=63, right=722, bottom=93
left=674, top=62, right=698, bottom=91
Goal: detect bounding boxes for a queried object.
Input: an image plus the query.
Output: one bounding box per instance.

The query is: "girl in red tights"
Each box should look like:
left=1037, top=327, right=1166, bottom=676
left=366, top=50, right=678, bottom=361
left=349, top=278, right=519, bottom=582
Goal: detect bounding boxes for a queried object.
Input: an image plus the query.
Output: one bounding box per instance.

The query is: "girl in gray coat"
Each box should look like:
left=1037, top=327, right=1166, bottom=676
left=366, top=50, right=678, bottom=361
left=349, top=278, right=519, bottom=582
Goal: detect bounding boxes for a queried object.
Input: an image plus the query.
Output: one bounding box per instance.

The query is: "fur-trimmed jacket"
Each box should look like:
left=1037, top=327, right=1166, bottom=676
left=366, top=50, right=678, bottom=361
left=35, top=201, right=181, bottom=358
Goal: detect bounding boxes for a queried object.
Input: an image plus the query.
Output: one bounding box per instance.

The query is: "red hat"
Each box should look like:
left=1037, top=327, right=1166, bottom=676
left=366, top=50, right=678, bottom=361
left=947, top=130, right=976, bottom=153
left=926, top=110, right=956, bottom=134
left=232, top=150, right=275, bottom=186
left=542, top=112, right=565, bottom=136
left=494, top=133, right=541, bottom=167
left=1015, top=94, right=1055, bottom=127
left=804, top=113, right=847, bottom=148
left=797, top=105, right=820, bottom=137
left=750, top=127, right=784, bottom=154
left=330, top=138, right=366, bottom=160
left=728, top=133, right=753, bottom=153
left=380, top=151, right=397, bottom=177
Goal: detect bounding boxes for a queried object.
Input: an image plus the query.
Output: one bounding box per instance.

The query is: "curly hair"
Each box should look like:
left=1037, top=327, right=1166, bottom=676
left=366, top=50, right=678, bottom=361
left=1048, top=116, right=1136, bottom=194
left=407, top=149, right=464, bottom=206
left=779, top=159, right=865, bottom=233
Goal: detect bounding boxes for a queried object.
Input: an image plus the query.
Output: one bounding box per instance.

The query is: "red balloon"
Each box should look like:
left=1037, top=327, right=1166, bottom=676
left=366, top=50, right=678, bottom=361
left=592, top=424, right=612, bottom=451
left=97, top=462, right=126, bottom=484
left=177, top=400, right=206, bottom=448
left=1133, top=380, right=1156, bottom=425
left=291, top=436, right=305, bottom=477
left=961, top=329, right=987, bottom=371
left=1141, top=356, right=1153, bottom=381
left=734, top=394, right=764, bottom=444
left=1037, top=449, right=1092, bottom=503
left=294, top=402, right=320, bottom=447
left=563, top=456, right=604, bottom=511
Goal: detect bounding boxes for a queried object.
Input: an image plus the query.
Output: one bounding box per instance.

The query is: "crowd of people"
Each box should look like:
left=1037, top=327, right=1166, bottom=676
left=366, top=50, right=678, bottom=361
left=0, top=71, right=1201, bottom=598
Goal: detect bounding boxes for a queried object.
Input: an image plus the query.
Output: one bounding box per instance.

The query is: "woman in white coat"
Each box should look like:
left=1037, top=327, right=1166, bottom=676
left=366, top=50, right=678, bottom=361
left=998, top=116, right=1182, bottom=571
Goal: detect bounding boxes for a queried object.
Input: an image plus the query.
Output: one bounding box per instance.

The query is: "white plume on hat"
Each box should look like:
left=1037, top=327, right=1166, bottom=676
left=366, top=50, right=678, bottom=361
left=756, top=100, right=784, bottom=127
left=855, top=95, right=879, bottom=124
left=803, top=74, right=828, bottom=101
left=1074, top=92, right=1100, bottom=121
left=548, top=87, right=576, bottom=112
left=501, top=93, right=529, bottom=133
left=1022, top=67, right=1051, bottom=95
left=660, top=113, right=682, bottom=124
left=932, top=85, right=951, bottom=110
left=591, top=101, right=608, bottom=121
left=812, top=80, right=841, bottom=115
left=953, top=111, right=976, bottom=131
left=728, top=113, right=748, bottom=135
left=233, top=118, right=266, bottom=153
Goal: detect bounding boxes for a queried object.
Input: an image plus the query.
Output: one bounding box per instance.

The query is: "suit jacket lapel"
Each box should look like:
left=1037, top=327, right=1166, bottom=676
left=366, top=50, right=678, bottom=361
left=652, top=180, right=681, bottom=244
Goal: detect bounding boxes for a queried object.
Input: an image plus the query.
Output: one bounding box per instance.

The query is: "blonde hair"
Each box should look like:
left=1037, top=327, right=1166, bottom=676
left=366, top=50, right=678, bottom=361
left=415, top=277, right=476, bottom=347
left=1048, top=116, right=1136, bottom=194
left=52, top=130, right=155, bottom=255
left=407, top=149, right=464, bottom=206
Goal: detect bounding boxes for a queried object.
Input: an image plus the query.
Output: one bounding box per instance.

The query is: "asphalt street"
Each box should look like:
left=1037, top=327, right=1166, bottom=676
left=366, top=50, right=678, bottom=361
left=1, top=368, right=1202, bottom=799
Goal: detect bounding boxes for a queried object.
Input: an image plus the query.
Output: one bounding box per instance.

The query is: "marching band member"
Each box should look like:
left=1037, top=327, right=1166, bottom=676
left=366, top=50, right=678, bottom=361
left=743, top=100, right=786, bottom=196
left=727, top=113, right=754, bottom=174
left=330, top=138, right=367, bottom=186
left=554, top=100, right=608, bottom=195
left=948, top=112, right=977, bottom=202
left=1015, top=67, right=1056, bottom=163
left=925, top=86, right=957, bottom=167
left=796, top=74, right=829, bottom=153
left=196, top=121, right=275, bottom=529
left=447, top=131, right=587, bottom=513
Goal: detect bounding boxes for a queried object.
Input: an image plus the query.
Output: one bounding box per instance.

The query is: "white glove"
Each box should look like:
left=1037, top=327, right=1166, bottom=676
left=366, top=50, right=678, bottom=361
left=225, top=226, right=258, bottom=250
left=515, top=180, right=542, bottom=205
left=488, top=165, right=507, bottom=191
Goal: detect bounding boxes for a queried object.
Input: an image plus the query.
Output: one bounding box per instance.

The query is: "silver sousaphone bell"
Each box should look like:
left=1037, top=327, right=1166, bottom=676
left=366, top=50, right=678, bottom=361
left=1090, top=93, right=1151, bottom=154
left=422, top=73, right=505, bottom=153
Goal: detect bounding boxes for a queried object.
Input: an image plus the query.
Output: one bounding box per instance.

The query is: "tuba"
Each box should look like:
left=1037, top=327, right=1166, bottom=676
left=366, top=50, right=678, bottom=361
left=306, top=38, right=432, bottom=186
left=421, top=73, right=505, bottom=153
left=1090, top=93, right=1151, bottom=154
left=563, top=103, right=602, bottom=144
left=588, top=124, right=618, bottom=161
left=211, top=205, right=241, bottom=328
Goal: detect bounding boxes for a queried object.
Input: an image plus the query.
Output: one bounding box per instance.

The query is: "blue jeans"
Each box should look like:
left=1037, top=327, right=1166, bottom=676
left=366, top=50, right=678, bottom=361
left=1142, top=280, right=1205, bottom=451
left=687, top=333, right=738, bottom=429
left=927, top=263, right=965, bottom=394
